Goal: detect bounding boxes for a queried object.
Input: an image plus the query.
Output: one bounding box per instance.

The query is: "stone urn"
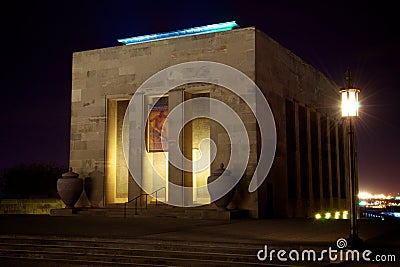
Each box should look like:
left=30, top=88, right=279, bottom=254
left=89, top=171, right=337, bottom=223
left=207, top=163, right=237, bottom=211
left=57, top=168, right=83, bottom=209
left=84, top=166, right=103, bottom=208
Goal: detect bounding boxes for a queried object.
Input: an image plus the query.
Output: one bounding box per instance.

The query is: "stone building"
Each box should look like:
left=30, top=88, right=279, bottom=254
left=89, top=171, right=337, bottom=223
left=69, top=22, right=349, bottom=218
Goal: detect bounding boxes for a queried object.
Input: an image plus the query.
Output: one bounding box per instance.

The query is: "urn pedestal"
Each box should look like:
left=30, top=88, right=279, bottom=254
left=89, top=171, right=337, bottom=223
left=207, top=163, right=237, bottom=211
left=57, top=168, right=83, bottom=209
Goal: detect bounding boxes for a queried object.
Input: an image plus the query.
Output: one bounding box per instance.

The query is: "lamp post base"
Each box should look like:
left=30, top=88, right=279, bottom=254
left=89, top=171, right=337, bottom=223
left=347, top=235, right=363, bottom=249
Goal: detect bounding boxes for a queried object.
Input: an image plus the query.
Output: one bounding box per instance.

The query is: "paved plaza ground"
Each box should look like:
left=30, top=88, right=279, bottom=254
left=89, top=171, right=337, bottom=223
left=0, top=215, right=398, bottom=266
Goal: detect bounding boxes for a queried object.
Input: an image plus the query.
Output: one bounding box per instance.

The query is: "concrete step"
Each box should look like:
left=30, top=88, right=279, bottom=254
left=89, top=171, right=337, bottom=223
left=51, top=207, right=249, bottom=220
left=0, top=257, right=165, bottom=267
left=0, top=236, right=263, bottom=254
left=0, top=235, right=304, bottom=266
left=0, top=244, right=260, bottom=263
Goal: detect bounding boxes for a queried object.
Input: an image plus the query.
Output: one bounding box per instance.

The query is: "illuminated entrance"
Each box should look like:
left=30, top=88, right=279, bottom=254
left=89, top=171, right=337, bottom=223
left=105, top=99, right=129, bottom=204
left=105, top=90, right=211, bottom=205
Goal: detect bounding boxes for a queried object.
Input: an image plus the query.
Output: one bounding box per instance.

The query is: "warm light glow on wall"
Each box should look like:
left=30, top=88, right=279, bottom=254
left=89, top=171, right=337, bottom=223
left=314, top=211, right=349, bottom=220
left=342, top=210, right=349, bottom=219
left=341, top=88, right=360, bottom=117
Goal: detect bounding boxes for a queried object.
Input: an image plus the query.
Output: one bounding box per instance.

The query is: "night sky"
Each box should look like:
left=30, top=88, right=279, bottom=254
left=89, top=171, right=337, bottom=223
left=1, top=1, right=399, bottom=194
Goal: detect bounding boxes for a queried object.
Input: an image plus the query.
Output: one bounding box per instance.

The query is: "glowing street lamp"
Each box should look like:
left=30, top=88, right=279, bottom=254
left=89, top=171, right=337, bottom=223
left=341, top=88, right=360, bottom=117
left=341, top=69, right=362, bottom=247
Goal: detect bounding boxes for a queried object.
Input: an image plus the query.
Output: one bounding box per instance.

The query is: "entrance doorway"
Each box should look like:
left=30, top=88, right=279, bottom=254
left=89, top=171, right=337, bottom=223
left=105, top=99, right=129, bottom=204
left=105, top=90, right=212, bottom=205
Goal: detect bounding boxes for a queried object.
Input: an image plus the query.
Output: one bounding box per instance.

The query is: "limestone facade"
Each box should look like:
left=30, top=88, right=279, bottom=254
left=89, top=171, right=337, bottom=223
left=70, top=27, right=348, bottom=218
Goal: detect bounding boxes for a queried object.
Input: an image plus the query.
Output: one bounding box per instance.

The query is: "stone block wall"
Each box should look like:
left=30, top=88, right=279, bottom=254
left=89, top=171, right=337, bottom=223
left=70, top=27, right=257, bottom=209
left=69, top=26, right=347, bottom=218
left=255, top=30, right=348, bottom=218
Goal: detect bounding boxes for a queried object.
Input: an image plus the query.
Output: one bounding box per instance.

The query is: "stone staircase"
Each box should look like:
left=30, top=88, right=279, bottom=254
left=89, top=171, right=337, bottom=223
left=51, top=204, right=249, bottom=220
left=0, top=234, right=307, bottom=266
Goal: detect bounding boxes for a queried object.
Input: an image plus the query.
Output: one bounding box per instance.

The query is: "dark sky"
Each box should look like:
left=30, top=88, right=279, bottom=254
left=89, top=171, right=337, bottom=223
left=1, top=1, right=399, bottom=194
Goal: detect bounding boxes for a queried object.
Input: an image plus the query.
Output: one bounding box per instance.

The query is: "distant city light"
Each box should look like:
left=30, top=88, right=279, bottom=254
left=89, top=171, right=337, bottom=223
left=359, top=192, right=400, bottom=220
left=358, top=192, right=373, bottom=199
left=358, top=192, right=395, bottom=200
left=118, top=21, right=239, bottom=45
left=359, top=200, right=367, bottom=206
left=380, top=212, right=400, bottom=219
left=315, top=192, right=400, bottom=220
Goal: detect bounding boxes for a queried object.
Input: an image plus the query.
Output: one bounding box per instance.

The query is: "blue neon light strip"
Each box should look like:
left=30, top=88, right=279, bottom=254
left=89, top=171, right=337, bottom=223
left=118, top=21, right=239, bottom=45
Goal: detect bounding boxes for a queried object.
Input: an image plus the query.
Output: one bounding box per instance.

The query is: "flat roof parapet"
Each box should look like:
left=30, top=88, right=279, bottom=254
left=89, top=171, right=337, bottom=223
left=117, top=21, right=239, bottom=45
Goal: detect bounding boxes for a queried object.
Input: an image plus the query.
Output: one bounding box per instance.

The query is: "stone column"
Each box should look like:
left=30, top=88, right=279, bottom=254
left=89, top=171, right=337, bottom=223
left=333, top=121, right=341, bottom=209
left=294, top=102, right=303, bottom=216
left=317, top=112, right=323, bottom=210
left=127, top=93, right=144, bottom=202
left=183, top=92, right=193, bottom=205
left=325, top=116, right=333, bottom=210
left=168, top=88, right=193, bottom=206
left=306, top=107, right=314, bottom=215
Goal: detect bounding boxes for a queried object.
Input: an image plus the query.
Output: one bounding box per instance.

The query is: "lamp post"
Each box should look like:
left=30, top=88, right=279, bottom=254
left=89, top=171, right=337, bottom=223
left=340, top=69, right=362, bottom=247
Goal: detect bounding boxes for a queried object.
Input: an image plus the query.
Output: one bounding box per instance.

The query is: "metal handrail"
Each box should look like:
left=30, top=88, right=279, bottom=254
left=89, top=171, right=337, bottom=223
left=124, top=187, right=166, bottom=218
